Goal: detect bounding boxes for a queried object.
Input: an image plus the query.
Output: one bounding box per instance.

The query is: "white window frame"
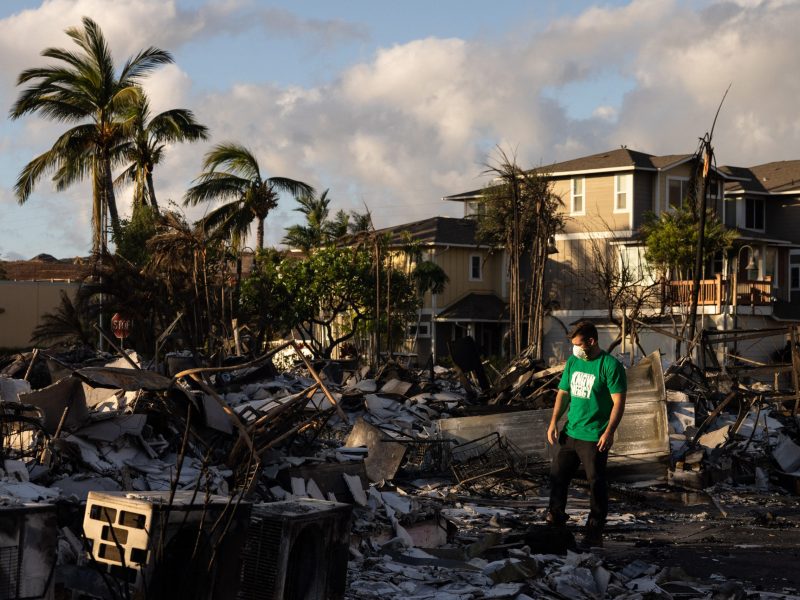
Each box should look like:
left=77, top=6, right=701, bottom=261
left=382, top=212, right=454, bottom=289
left=407, top=322, right=431, bottom=338
left=469, top=254, right=482, bottom=281
left=614, top=173, right=632, bottom=213
left=666, top=176, right=691, bottom=211
left=744, top=197, right=765, bottom=232
left=790, top=251, right=800, bottom=291
left=570, top=177, right=585, bottom=215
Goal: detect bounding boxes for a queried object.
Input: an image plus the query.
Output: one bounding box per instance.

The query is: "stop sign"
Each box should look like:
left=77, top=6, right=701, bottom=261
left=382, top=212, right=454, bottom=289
left=110, top=313, right=132, bottom=339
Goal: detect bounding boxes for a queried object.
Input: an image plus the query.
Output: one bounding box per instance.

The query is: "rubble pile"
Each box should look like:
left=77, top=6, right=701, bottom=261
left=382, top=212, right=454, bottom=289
left=0, top=341, right=799, bottom=598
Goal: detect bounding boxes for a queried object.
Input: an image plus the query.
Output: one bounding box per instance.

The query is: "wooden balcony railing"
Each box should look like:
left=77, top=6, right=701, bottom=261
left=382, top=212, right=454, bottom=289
left=666, top=275, right=772, bottom=309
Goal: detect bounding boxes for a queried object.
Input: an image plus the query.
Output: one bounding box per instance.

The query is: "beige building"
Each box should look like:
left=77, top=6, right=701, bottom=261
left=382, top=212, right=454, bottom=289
left=0, top=280, right=82, bottom=350
left=443, top=148, right=800, bottom=363
left=0, top=258, right=86, bottom=350
left=376, top=217, right=509, bottom=365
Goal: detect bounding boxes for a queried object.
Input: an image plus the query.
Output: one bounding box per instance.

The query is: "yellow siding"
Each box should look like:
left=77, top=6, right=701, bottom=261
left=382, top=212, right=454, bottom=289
left=553, top=175, right=631, bottom=234
left=545, top=238, right=612, bottom=310
left=420, top=247, right=506, bottom=310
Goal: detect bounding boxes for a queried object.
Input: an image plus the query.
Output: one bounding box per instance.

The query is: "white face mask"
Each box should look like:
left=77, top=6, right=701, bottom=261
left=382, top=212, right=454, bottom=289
left=572, top=345, right=589, bottom=360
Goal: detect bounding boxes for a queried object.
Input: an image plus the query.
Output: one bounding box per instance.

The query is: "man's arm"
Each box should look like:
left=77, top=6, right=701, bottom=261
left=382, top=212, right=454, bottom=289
left=547, top=389, right=570, bottom=446
left=597, top=392, right=626, bottom=452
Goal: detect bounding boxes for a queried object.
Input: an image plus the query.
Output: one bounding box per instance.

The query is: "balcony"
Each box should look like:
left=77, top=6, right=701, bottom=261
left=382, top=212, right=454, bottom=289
left=667, top=275, right=772, bottom=311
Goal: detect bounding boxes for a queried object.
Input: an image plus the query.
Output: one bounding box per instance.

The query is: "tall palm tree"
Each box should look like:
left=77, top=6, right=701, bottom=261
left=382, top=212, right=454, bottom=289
left=115, top=88, right=208, bottom=212
left=184, top=143, right=314, bottom=249
left=9, top=16, right=173, bottom=254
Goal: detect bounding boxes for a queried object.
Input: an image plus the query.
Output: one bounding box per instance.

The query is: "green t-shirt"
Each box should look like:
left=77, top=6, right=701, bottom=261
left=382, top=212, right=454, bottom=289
left=558, top=351, right=627, bottom=442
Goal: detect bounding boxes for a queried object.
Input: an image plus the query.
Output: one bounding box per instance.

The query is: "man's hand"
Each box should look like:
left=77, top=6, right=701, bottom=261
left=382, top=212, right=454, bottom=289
left=597, top=430, right=614, bottom=452
left=547, top=422, right=559, bottom=446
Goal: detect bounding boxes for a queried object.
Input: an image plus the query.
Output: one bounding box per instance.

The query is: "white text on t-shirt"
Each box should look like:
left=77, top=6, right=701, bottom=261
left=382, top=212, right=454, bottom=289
left=570, top=371, right=596, bottom=399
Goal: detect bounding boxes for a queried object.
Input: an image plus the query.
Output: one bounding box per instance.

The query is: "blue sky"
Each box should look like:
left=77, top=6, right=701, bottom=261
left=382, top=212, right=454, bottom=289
left=0, top=0, right=798, bottom=260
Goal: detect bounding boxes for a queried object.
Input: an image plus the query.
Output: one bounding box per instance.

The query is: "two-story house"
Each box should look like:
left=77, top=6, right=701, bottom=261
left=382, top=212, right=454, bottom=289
left=444, top=148, right=800, bottom=363
left=375, top=217, right=508, bottom=365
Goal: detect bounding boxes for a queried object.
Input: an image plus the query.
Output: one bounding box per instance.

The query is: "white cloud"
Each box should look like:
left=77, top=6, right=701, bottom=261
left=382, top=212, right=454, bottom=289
left=2, top=0, right=800, bottom=257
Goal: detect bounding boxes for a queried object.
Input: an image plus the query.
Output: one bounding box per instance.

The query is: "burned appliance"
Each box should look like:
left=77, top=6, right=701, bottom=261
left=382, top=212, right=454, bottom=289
left=83, top=490, right=251, bottom=599
left=237, top=499, right=353, bottom=600
left=0, top=503, right=57, bottom=600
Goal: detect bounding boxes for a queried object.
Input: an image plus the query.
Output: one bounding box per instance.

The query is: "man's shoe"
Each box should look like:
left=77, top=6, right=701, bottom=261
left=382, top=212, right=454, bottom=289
left=580, top=526, right=603, bottom=549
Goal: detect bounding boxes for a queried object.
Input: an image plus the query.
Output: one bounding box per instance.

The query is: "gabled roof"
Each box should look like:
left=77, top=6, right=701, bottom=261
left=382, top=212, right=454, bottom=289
left=538, top=148, right=657, bottom=174
left=437, top=292, right=509, bottom=322
left=376, top=217, right=479, bottom=247
left=723, top=160, right=800, bottom=195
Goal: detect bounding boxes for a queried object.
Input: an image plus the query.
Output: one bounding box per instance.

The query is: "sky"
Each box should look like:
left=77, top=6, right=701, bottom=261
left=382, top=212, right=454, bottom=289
left=0, top=0, right=798, bottom=260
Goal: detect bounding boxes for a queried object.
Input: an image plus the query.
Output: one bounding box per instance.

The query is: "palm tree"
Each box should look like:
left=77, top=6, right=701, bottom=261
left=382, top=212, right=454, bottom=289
left=184, top=143, right=314, bottom=249
left=115, top=88, right=208, bottom=212
left=282, top=189, right=333, bottom=251
left=9, top=17, right=173, bottom=254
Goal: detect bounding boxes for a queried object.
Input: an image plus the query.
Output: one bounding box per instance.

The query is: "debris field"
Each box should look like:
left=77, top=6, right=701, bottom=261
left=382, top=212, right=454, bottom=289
left=0, top=335, right=799, bottom=600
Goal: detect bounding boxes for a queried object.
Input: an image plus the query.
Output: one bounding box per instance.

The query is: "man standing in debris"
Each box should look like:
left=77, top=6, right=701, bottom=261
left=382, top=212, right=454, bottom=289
left=546, top=320, right=626, bottom=548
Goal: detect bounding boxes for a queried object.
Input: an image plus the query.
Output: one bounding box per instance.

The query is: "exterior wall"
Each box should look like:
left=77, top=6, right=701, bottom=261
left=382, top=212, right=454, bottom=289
left=552, top=175, right=632, bottom=234
left=632, top=172, right=655, bottom=229
left=653, top=162, right=695, bottom=214
left=764, top=194, right=800, bottom=244
left=545, top=237, right=616, bottom=311
left=0, top=281, right=81, bottom=349
left=422, top=246, right=506, bottom=309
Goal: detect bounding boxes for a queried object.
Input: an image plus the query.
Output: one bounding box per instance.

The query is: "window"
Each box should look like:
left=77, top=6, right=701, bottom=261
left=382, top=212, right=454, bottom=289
left=465, top=200, right=485, bottom=218
left=469, top=255, right=482, bottom=281
left=614, top=174, right=631, bottom=212
left=723, top=197, right=737, bottom=228
left=667, top=177, right=691, bottom=210
left=407, top=323, right=430, bottom=338
left=618, top=245, right=655, bottom=285
left=745, top=197, right=765, bottom=230
left=790, top=254, right=800, bottom=291
left=571, top=177, right=585, bottom=214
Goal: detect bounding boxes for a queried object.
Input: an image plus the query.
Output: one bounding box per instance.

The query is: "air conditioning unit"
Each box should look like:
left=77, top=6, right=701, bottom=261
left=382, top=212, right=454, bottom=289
left=83, top=490, right=251, bottom=599
left=0, top=503, right=57, bottom=600
left=238, top=499, right=353, bottom=600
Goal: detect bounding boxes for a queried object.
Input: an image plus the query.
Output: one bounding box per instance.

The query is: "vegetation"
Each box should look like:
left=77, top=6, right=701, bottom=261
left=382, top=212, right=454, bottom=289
left=16, top=16, right=425, bottom=365
left=30, top=291, right=93, bottom=346
left=10, top=17, right=173, bottom=253
left=641, top=204, right=737, bottom=280
left=115, top=88, right=208, bottom=212
left=477, top=148, right=564, bottom=359
left=185, top=143, right=314, bottom=249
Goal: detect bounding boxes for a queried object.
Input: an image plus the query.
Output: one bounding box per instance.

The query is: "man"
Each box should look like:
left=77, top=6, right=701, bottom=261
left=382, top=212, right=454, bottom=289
left=546, top=320, right=627, bottom=548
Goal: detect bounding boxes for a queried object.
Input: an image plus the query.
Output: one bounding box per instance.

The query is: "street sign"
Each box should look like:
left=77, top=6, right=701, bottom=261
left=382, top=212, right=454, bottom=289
left=110, top=313, right=132, bottom=339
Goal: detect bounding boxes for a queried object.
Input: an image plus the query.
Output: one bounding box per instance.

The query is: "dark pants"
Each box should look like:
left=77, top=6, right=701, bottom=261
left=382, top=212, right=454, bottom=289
left=548, top=432, right=609, bottom=529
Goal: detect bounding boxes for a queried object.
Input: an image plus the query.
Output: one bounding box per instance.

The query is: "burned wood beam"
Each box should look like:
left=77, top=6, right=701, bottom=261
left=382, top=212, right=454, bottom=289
left=289, top=341, right=348, bottom=422
left=92, top=323, right=141, bottom=371
left=689, top=390, right=738, bottom=447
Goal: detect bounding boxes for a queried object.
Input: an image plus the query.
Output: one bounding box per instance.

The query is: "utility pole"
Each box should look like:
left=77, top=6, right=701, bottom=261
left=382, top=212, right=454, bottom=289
left=687, top=85, right=730, bottom=354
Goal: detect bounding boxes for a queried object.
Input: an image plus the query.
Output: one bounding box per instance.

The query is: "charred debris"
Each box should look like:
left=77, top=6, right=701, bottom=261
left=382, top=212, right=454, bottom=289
left=0, top=328, right=799, bottom=599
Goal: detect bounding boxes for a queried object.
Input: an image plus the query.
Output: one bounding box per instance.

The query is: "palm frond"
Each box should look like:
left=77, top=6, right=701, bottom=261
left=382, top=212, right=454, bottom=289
left=267, top=176, right=314, bottom=199
left=201, top=143, right=261, bottom=179
left=119, top=47, right=174, bottom=83
left=184, top=173, right=248, bottom=205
